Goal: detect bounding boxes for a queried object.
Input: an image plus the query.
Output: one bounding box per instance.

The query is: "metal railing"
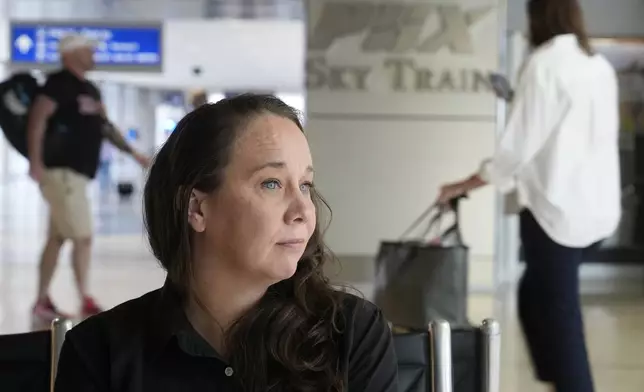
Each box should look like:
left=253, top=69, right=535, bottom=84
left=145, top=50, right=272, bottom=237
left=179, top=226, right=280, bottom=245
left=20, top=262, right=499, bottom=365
left=430, top=320, right=454, bottom=392
left=50, top=318, right=74, bottom=392
left=396, top=318, right=502, bottom=392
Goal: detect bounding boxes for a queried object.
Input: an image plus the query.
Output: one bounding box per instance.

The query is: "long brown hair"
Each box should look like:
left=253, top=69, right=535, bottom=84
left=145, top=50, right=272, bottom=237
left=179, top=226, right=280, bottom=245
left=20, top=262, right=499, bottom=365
left=528, top=0, right=593, bottom=55
left=143, top=94, right=345, bottom=391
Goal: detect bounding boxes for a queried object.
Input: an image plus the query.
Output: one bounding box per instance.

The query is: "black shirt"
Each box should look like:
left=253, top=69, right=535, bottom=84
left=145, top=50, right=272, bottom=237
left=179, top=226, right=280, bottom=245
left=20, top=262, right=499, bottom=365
left=54, top=282, right=398, bottom=391
left=40, top=69, right=105, bottom=179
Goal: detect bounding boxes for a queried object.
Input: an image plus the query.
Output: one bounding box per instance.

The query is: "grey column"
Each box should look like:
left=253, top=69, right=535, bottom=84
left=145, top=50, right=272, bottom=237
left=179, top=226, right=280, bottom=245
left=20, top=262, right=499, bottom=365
left=305, top=0, right=502, bottom=287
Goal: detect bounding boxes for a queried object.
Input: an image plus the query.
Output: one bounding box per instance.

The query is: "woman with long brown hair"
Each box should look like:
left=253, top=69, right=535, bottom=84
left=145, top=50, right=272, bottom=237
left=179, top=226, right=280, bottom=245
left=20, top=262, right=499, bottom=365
left=437, top=1, right=619, bottom=391
left=53, top=94, right=398, bottom=391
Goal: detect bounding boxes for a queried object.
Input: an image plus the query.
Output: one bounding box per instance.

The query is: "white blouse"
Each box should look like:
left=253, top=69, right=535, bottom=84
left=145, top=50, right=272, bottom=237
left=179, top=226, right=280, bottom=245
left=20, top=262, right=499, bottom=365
left=479, top=34, right=621, bottom=248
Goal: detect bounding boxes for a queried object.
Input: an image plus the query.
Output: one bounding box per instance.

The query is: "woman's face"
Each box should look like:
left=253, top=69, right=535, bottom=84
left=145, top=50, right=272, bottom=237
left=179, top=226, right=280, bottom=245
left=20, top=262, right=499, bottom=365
left=192, top=114, right=316, bottom=284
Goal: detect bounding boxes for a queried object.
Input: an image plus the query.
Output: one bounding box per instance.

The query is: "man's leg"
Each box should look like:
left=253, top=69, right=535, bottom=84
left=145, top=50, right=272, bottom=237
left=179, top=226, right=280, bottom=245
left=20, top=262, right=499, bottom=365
left=72, top=235, right=102, bottom=318
left=62, top=169, right=103, bottom=317
left=34, top=170, right=71, bottom=328
left=36, top=228, right=65, bottom=301
left=72, top=236, right=103, bottom=318
left=33, top=231, right=66, bottom=329
left=71, top=237, right=92, bottom=299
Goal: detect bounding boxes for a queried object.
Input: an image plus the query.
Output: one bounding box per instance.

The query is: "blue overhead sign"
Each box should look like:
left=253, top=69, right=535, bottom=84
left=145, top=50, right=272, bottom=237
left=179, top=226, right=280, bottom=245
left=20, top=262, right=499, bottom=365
left=9, top=22, right=163, bottom=71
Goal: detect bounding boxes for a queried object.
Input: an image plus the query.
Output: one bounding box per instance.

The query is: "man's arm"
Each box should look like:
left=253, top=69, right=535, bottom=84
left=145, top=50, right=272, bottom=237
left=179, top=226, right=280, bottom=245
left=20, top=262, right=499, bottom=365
left=100, top=120, right=134, bottom=155
left=27, top=95, right=57, bottom=175
left=97, top=104, right=133, bottom=154
left=98, top=104, right=149, bottom=168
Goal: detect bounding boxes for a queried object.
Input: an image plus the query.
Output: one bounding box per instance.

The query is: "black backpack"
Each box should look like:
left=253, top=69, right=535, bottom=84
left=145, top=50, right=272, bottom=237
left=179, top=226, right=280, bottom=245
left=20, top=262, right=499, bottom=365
left=0, top=72, right=70, bottom=163
left=0, top=72, right=40, bottom=158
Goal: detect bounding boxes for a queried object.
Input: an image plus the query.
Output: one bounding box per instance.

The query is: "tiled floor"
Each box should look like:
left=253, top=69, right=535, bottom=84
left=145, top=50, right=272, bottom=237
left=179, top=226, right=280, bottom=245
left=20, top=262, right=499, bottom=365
left=1, top=179, right=643, bottom=391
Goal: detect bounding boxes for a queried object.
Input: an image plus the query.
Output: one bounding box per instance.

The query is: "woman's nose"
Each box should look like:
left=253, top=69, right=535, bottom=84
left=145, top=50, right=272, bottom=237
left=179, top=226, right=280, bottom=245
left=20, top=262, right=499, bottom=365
left=284, top=189, right=312, bottom=224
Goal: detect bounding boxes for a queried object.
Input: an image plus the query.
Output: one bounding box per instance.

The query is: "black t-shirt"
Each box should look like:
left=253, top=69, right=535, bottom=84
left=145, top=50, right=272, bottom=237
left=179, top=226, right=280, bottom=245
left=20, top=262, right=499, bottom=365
left=54, top=282, right=399, bottom=392
left=40, top=69, right=104, bottom=178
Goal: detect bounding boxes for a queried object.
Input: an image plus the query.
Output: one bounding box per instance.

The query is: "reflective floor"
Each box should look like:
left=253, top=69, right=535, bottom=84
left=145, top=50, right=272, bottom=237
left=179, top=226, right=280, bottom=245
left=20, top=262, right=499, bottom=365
left=0, top=179, right=643, bottom=391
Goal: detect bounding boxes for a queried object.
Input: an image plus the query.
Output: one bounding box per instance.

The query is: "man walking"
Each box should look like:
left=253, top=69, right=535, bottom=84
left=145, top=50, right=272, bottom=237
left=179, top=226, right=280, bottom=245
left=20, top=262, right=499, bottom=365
left=27, top=33, right=149, bottom=327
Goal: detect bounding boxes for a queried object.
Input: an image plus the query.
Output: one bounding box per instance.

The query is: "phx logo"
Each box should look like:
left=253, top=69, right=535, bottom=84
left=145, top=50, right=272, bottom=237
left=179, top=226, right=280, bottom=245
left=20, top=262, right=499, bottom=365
left=307, top=1, right=495, bottom=55
left=306, top=1, right=497, bottom=93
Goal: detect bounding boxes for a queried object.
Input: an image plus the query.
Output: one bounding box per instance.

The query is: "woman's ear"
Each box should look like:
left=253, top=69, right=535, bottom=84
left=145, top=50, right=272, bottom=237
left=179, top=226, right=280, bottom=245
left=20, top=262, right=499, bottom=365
left=187, top=190, right=208, bottom=233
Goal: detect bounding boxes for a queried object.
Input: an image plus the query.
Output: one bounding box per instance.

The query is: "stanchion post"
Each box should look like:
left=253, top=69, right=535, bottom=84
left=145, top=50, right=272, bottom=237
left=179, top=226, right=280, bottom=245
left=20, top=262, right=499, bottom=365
left=50, top=318, right=73, bottom=392
left=429, top=320, right=453, bottom=392
left=481, top=318, right=501, bottom=392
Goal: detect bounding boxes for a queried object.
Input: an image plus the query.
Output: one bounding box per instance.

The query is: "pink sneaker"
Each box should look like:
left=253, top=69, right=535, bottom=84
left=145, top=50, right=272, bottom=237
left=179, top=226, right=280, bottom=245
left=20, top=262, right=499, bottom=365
left=32, top=297, right=71, bottom=330
left=81, top=296, right=103, bottom=319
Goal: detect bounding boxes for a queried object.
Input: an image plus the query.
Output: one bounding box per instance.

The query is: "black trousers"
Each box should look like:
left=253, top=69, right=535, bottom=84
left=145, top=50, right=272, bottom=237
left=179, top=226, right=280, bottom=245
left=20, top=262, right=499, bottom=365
left=518, top=210, right=595, bottom=392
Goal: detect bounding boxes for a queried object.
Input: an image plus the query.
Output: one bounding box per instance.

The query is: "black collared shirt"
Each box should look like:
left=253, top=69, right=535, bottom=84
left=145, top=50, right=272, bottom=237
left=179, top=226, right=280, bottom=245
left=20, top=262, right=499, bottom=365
left=54, top=282, right=398, bottom=391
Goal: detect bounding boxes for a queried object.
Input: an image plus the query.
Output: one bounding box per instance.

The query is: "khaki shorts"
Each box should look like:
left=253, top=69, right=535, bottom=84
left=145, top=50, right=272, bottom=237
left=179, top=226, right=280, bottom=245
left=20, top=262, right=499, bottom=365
left=40, top=168, right=92, bottom=239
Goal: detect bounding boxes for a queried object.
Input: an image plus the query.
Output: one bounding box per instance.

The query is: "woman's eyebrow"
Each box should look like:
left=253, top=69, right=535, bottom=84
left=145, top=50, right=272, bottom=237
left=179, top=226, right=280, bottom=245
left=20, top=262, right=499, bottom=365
left=251, top=161, right=286, bottom=174
left=251, top=162, right=314, bottom=174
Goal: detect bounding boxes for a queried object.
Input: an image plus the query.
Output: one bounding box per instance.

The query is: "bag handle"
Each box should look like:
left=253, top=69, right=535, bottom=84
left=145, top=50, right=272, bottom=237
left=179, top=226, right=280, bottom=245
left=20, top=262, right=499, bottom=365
left=400, top=196, right=466, bottom=243
left=435, top=196, right=465, bottom=245
left=399, top=204, right=438, bottom=240
left=420, top=204, right=449, bottom=240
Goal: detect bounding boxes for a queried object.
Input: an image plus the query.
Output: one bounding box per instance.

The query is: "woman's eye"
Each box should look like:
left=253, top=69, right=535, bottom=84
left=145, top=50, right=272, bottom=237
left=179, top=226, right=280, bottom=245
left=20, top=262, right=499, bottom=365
left=262, top=179, right=282, bottom=190
left=300, top=182, right=313, bottom=193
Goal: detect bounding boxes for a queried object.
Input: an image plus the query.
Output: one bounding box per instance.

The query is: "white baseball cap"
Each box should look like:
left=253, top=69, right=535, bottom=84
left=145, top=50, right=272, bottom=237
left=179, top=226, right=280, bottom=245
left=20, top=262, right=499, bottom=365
left=58, top=34, right=97, bottom=53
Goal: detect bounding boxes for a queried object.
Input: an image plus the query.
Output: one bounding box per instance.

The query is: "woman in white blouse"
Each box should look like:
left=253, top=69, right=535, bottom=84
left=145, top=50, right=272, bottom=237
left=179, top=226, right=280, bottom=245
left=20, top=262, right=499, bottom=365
left=437, top=1, right=620, bottom=391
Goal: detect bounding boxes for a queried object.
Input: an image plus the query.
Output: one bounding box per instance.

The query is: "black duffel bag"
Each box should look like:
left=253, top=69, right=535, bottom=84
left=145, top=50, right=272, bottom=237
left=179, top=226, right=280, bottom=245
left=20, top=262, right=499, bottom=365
left=0, top=72, right=69, bottom=163
left=375, top=197, right=469, bottom=329
left=0, top=72, right=40, bottom=157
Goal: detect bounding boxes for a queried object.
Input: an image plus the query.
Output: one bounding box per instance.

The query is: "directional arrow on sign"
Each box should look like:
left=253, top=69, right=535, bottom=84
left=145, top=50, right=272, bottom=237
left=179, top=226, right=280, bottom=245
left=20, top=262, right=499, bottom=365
left=15, top=34, right=34, bottom=54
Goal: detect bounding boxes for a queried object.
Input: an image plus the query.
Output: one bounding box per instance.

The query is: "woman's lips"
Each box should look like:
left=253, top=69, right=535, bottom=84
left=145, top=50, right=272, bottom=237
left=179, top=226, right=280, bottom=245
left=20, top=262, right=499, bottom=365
left=277, top=239, right=306, bottom=248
